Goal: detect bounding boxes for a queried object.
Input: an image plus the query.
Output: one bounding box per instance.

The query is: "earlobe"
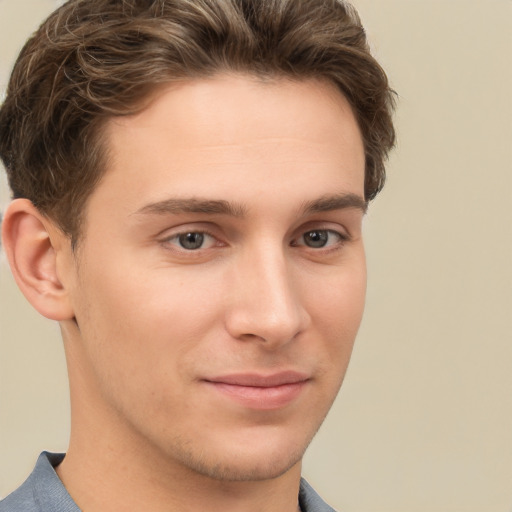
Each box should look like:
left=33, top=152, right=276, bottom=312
left=1, top=198, right=75, bottom=321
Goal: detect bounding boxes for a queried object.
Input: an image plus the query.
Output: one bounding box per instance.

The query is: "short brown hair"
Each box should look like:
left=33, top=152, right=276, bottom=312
left=0, top=0, right=396, bottom=243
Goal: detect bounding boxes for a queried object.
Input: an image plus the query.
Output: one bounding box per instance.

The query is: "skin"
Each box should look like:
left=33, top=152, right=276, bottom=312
left=3, top=75, right=366, bottom=512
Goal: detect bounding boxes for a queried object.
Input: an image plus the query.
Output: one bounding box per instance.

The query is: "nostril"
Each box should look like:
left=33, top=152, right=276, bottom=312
left=225, top=297, right=308, bottom=348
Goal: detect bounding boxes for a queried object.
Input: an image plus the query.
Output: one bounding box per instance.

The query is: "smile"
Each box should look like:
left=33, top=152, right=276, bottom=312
left=203, top=371, right=310, bottom=410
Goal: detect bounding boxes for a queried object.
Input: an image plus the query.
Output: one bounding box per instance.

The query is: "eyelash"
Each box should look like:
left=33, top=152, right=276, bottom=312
left=161, top=229, right=220, bottom=251
left=161, top=227, right=349, bottom=253
left=292, top=229, right=349, bottom=250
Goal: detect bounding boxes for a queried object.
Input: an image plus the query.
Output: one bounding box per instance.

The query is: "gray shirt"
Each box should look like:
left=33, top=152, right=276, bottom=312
left=0, top=452, right=337, bottom=511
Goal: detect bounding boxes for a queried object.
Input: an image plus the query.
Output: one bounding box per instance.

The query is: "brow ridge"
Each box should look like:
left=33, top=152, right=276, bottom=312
left=134, top=198, right=247, bottom=217
left=301, top=193, right=368, bottom=215
left=134, top=192, right=367, bottom=219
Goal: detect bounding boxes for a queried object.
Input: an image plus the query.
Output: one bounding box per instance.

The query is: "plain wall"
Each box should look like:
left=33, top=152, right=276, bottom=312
left=1, top=1, right=511, bottom=510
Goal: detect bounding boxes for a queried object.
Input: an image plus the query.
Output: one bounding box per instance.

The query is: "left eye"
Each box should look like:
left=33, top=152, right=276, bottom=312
left=166, top=232, right=216, bottom=250
left=295, top=230, right=343, bottom=249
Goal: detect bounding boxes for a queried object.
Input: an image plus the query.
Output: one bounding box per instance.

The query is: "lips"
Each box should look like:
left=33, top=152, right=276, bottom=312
left=203, top=371, right=310, bottom=410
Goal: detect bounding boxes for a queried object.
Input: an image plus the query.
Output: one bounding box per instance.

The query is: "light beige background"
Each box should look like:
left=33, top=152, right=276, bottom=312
left=1, top=0, right=511, bottom=510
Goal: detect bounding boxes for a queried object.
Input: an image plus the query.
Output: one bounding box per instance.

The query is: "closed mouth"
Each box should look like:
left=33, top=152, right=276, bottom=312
left=203, top=371, right=310, bottom=409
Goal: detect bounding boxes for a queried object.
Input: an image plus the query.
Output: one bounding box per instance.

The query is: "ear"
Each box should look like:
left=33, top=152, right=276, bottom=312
left=1, top=198, right=75, bottom=321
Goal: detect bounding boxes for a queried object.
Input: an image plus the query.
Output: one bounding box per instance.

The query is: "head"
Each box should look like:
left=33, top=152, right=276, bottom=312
left=0, top=0, right=395, bottom=488
left=0, top=0, right=394, bottom=247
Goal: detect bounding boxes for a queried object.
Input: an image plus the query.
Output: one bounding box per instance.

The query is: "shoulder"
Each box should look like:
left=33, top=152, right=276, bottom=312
left=0, top=452, right=78, bottom=512
left=299, top=478, right=338, bottom=512
left=0, top=478, right=38, bottom=512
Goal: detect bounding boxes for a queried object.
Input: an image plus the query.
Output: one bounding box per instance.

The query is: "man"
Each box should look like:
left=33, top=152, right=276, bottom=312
left=0, top=0, right=395, bottom=510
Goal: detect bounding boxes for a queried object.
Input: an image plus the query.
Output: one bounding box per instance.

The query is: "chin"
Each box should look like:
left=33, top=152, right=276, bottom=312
left=183, top=448, right=304, bottom=482
left=166, top=431, right=312, bottom=482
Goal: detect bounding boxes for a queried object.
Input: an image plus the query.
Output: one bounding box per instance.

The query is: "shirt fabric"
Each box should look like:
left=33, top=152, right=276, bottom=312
left=0, top=452, right=337, bottom=512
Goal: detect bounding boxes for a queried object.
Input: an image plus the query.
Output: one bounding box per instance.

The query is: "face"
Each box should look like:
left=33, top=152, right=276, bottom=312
left=63, top=75, right=366, bottom=482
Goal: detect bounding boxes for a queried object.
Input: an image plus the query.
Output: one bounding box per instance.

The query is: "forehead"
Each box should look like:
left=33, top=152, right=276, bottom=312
left=88, top=75, right=365, bottom=221
left=108, top=74, right=361, bottom=151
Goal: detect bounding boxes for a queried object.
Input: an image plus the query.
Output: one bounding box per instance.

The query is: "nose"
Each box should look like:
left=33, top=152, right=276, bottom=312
left=224, top=245, right=310, bottom=348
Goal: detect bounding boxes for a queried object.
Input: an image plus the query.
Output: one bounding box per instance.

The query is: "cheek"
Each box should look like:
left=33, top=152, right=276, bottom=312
left=70, top=271, right=195, bottom=420
left=311, top=255, right=366, bottom=327
left=74, top=260, right=223, bottom=378
left=306, top=256, right=367, bottom=370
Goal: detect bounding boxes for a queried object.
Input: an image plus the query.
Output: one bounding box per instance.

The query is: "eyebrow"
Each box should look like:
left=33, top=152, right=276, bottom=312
left=301, top=193, right=368, bottom=215
left=134, top=198, right=247, bottom=217
left=134, top=192, right=367, bottom=218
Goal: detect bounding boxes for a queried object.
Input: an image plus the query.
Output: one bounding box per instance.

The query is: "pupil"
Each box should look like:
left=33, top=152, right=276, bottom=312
left=305, top=230, right=328, bottom=248
left=179, top=232, right=204, bottom=250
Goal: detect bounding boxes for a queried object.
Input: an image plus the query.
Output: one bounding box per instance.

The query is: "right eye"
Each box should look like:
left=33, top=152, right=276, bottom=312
left=163, top=231, right=217, bottom=251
